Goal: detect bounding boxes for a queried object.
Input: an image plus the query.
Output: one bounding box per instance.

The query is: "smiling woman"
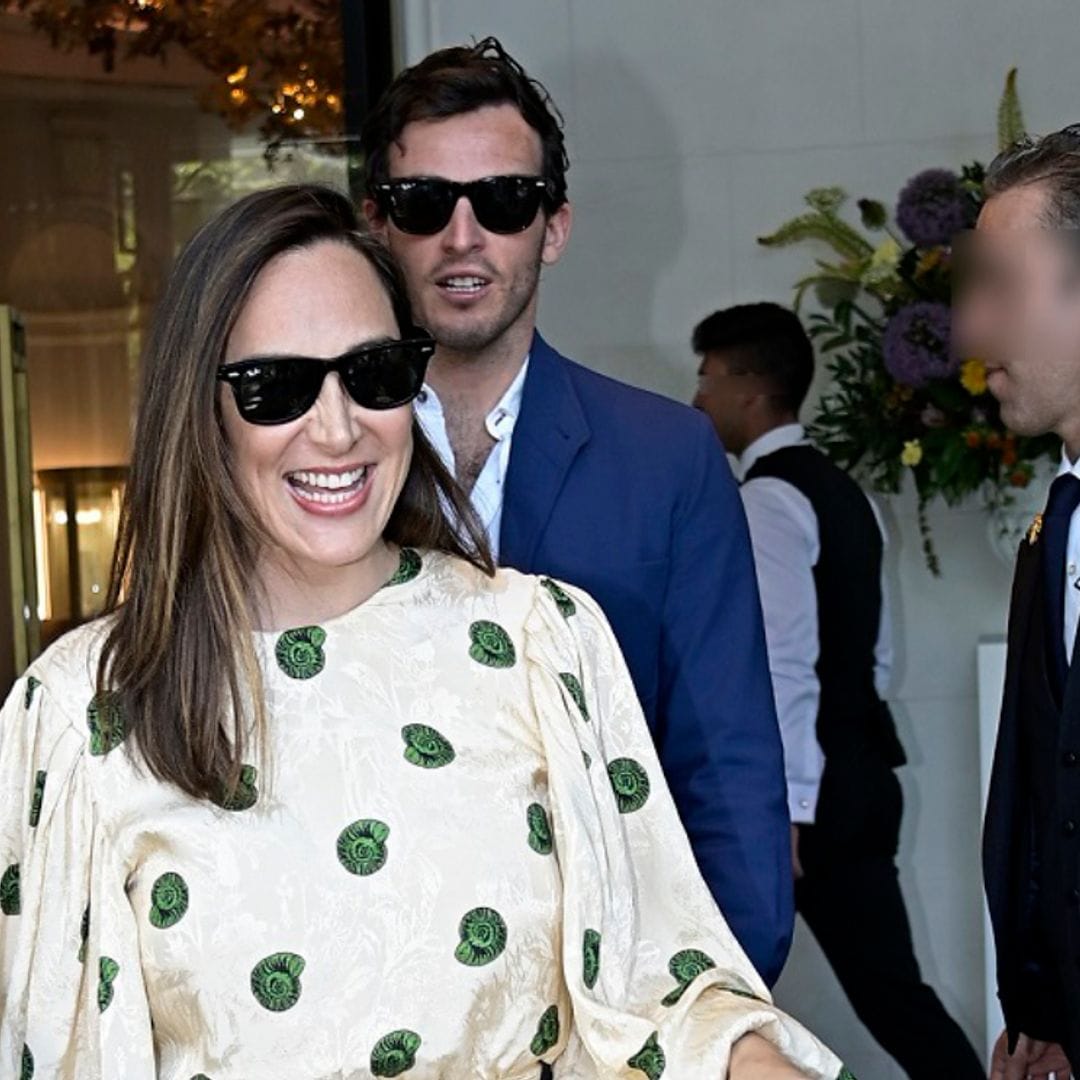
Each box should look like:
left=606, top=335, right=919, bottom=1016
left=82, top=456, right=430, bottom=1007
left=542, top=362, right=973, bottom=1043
left=216, top=239, right=439, bottom=629
left=98, top=184, right=492, bottom=802
left=0, top=184, right=849, bottom=1079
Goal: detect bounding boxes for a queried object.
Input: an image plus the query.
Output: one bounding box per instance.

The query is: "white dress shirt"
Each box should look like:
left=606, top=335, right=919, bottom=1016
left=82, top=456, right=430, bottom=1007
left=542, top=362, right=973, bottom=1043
left=1056, top=448, right=1080, bottom=663
left=414, top=357, right=529, bottom=561
left=738, top=423, right=894, bottom=824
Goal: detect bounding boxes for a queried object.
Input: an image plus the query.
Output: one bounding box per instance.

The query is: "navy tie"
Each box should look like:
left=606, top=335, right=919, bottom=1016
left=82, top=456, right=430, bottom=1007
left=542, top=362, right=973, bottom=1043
left=1041, top=473, right=1080, bottom=697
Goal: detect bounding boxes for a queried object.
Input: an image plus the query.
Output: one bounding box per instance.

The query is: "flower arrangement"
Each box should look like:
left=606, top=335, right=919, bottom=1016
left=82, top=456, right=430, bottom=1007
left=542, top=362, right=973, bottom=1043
left=758, top=70, right=1058, bottom=572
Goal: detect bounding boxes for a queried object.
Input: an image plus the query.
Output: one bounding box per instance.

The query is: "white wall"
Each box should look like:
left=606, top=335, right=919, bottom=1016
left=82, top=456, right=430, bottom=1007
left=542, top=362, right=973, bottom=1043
left=398, top=3, right=1080, bottom=1075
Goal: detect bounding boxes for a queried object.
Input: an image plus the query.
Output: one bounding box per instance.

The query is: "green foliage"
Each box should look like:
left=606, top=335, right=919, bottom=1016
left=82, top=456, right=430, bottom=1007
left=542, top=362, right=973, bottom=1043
left=997, top=68, right=1027, bottom=152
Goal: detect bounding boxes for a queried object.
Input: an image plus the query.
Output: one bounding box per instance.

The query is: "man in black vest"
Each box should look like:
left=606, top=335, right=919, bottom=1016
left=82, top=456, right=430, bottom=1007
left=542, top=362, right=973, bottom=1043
left=959, top=125, right=1080, bottom=1080
left=692, top=302, right=984, bottom=1079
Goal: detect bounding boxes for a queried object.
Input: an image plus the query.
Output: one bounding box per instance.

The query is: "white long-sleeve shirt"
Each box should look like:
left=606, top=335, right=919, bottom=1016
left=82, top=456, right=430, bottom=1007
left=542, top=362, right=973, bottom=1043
left=738, top=423, right=894, bottom=824
left=414, top=357, right=529, bottom=562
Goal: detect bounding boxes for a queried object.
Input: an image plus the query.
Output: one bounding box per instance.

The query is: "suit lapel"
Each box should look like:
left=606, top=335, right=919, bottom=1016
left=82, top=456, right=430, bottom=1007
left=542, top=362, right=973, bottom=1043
left=1003, top=535, right=1042, bottom=715
left=499, top=332, right=590, bottom=569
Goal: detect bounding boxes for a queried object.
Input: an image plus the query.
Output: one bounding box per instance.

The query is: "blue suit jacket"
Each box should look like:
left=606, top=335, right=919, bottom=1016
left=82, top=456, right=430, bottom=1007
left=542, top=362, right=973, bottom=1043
left=501, top=332, right=794, bottom=984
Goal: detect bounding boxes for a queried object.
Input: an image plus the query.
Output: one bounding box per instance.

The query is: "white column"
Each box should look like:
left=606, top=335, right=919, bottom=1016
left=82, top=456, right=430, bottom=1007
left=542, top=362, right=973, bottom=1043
left=977, top=635, right=1007, bottom=1063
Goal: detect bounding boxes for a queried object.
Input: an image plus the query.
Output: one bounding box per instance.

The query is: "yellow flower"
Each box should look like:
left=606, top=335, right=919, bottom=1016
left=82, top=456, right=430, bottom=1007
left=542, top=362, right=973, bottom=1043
left=901, top=439, right=923, bottom=467
left=960, top=358, right=988, bottom=395
left=862, top=237, right=903, bottom=286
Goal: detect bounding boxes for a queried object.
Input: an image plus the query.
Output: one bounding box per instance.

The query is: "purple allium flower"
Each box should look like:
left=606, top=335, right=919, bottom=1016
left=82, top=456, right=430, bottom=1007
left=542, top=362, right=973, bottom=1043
left=883, top=301, right=956, bottom=387
left=895, top=168, right=976, bottom=247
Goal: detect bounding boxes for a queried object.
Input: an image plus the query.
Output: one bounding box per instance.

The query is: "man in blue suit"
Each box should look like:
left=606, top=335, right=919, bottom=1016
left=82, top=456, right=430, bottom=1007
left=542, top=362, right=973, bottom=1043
left=362, top=37, right=793, bottom=984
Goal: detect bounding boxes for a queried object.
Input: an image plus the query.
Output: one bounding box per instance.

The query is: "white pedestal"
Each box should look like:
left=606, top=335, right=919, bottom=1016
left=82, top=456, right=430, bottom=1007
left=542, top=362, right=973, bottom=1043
left=977, top=636, right=1008, bottom=1063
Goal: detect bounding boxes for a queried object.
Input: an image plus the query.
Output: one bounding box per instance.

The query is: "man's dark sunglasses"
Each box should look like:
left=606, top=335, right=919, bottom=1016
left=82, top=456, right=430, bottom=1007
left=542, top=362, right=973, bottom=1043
left=372, top=175, right=554, bottom=235
left=217, top=337, right=435, bottom=425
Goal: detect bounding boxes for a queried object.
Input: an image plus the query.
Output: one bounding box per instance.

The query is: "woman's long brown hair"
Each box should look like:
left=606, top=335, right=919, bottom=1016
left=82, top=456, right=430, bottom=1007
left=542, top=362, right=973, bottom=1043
left=99, top=183, right=492, bottom=803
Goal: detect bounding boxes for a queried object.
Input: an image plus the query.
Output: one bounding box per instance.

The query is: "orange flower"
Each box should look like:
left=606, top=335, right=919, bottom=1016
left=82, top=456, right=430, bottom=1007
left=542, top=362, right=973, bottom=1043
left=985, top=431, right=1003, bottom=450
left=1010, top=469, right=1031, bottom=488
left=965, top=430, right=983, bottom=448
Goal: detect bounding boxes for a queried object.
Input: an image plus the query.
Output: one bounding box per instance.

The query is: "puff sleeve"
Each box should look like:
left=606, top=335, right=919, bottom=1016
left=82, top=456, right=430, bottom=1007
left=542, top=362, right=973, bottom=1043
left=0, top=662, right=153, bottom=1078
left=524, top=577, right=851, bottom=1079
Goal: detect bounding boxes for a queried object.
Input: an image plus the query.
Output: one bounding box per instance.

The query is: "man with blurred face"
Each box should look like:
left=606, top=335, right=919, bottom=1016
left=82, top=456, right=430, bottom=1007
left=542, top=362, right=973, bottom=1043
left=959, top=125, right=1080, bottom=1080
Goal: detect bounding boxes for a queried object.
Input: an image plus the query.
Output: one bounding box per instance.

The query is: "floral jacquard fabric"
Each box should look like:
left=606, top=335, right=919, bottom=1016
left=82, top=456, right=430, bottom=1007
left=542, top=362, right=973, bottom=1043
left=0, top=549, right=847, bottom=1079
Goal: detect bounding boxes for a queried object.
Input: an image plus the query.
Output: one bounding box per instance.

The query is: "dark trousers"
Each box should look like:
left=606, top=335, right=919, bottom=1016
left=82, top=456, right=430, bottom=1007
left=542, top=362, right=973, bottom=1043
left=795, top=759, right=985, bottom=1080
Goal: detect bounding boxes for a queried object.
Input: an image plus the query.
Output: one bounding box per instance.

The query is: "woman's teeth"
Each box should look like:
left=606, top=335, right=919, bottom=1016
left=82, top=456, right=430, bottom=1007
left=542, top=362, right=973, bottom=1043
left=287, top=467, right=368, bottom=504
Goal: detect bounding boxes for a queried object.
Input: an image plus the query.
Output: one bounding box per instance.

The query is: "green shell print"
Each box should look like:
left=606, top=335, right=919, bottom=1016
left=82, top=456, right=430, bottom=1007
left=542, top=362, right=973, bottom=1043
left=337, top=819, right=390, bottom=876
left=628, top=1032, right=666, bottom=1080
left=28, top=770, right=46, bottom=828
left=24, top=676, right=40, bottom=710
left=149, top=872, right=189, bottom=929
left=530, top=1004, right=560, bottom=1057
left=251, top=951, right=306, bottom=1012
left=660, top=948, right=716, bottom=1006
left=837, top=1069, right=858, bottom=1080
left=540, top=577, right=576, bottom=619
left=86, top=692, right=125, bottom=756
left=526, top=803, right=553, bottom=855
left=98, top=956, right=119, bottom=1012
left=275, top=626, right=327, bottom=680
left=79, top=903, right=90, bottom=963
left=219, top=764, right=259, bottom=811
left=370, top=1029, right=422, bottom=1077
left=1, top=863, right=19, bottom=915
left=385, top=548, right=422, bottom=588
left=20, top=1044, right=32, bottom=1080
left=454, top=906, right=507, bottom=967
left=558, top=672, right=590, bottom=721
left=582, top=750, right=592, bottom=770
left=401, top=724, right=455, bottom=769
left=582, top=928, right=601, bottom=989
left=607, top=757, right=651, bottom=814
left=468, top=620, right=516, bottom=669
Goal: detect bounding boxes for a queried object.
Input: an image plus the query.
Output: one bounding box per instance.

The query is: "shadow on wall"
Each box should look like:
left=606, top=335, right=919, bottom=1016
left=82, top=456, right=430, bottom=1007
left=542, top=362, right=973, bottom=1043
left=538, top=48, right=688, bottom=398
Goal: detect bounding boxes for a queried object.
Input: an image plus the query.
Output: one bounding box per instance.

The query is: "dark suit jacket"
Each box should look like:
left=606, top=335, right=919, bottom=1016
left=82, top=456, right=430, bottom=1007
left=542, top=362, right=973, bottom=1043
left=984, top=528, right=1080, bottom=1062
left=500, top=331, right=793, bottom=984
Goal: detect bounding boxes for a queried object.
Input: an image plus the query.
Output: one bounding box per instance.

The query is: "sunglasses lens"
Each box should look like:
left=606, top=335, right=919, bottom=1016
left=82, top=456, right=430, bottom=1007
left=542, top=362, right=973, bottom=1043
left=229, top=358, right=322, bottom=424
left=220, top=341, right=432, bottom=423
left=471, top=177, right=544, bottom=233
left=342, top=342, right=431, bottom=409
left=381, top=177, right=546, bottom=235
left=384, top=180, right=455, bottom=235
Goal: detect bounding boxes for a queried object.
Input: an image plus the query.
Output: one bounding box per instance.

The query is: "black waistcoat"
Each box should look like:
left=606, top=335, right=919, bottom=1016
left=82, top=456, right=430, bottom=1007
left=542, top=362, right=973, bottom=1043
left=745, top=444, right=905, bottom=767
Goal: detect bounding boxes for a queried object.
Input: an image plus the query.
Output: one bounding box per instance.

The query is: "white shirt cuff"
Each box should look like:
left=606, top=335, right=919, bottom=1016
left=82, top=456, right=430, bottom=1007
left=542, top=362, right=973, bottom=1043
left=787, top=780, right=820, bottom=825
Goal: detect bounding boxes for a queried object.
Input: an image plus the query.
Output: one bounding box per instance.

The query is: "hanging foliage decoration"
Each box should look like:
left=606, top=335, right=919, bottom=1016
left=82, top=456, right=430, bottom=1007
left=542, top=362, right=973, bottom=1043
left=0, top=1, right=346, bottom=151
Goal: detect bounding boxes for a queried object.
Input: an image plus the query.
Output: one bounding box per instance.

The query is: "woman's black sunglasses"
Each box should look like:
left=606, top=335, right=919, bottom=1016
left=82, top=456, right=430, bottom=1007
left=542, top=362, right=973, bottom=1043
left=217, top=337, right=435, bottom=425
left=372, top=175, right=554, bottom=235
